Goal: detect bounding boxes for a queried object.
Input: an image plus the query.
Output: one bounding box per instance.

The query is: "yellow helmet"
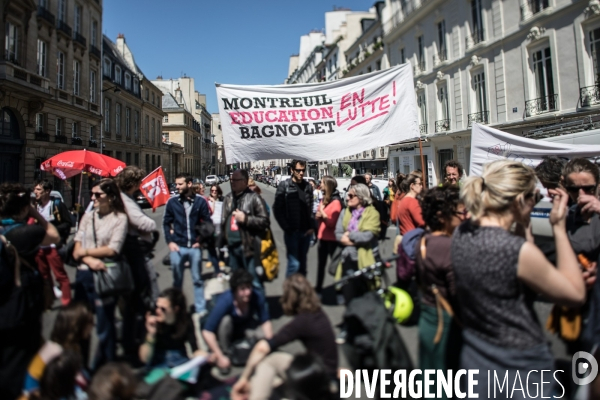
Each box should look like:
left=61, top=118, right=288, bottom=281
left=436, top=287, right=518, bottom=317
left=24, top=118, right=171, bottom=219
left=384, top=286, right=414, bottom=324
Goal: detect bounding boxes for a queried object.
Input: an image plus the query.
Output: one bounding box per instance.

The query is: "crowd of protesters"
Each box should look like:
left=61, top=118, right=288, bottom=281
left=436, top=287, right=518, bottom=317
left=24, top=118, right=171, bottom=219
left=2, top=154, right=600, bottom=400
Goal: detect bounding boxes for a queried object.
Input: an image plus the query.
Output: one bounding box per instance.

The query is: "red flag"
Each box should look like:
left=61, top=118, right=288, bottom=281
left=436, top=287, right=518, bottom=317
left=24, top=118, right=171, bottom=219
left=140, top=167, right=170, bottom=211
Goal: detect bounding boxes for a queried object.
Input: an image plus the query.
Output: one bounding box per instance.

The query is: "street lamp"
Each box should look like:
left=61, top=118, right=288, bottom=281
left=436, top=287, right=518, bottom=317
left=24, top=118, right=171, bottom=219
left=102, top=86, right=121, bottom=94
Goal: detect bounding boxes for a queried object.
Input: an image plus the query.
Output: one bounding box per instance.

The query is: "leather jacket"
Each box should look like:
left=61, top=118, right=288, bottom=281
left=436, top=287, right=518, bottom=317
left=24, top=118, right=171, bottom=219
left=219, top=188, right=270, bottom=258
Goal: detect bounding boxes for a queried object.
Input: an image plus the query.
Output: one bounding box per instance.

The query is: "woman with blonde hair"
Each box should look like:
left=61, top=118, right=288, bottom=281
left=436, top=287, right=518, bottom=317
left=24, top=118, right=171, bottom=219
left=451, top=160, right=585, bottom=397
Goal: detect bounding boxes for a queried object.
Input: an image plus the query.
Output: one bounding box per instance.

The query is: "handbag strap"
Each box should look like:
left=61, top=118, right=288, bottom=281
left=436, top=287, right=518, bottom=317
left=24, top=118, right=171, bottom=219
left=91, top=212, right=98, bottom=248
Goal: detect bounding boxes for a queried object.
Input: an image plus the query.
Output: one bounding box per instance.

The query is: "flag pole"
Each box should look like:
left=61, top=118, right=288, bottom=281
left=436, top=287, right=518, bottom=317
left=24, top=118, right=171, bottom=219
left=419, top=137, right=427, bottom=187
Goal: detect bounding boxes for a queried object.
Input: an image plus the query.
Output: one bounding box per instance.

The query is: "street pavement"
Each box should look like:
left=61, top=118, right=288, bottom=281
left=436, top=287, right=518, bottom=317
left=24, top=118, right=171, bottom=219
left=42, top=180, right=572, bottom=397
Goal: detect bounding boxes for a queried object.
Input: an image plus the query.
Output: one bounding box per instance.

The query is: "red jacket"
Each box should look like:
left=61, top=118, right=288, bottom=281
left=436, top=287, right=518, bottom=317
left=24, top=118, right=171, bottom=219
left=317, top=198, right=342, bottom=242
left=398, top=196, right=425, bottom=235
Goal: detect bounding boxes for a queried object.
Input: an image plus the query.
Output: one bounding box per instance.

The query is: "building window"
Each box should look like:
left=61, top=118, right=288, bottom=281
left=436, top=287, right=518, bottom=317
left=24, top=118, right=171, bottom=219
left=438, top=85, right=450, bottom=120
left=58, top=0, right=66, bottom=22
left=103, top=58, right=111, bottom=78
left=55, top=118, right=62, bottom=136
left=125, top=107, right=131, bottom=138
left=531, top=0, right=549, bottom=15
left=72, top=122, right=78, bottom=138
left=471, top=0, right=484, bottom=43
left=135, top=153, right=139, bottom=166
left=438, top=20, right=447, bottom=61
left=74, top=4, right=82, bottom=34
left=125, top=73, right=131, bottom=90
left=152, top=92, right=155, bottom=105
left=417, top=36, right=425, bottom=71
left=151, top=118, right=155, bottom=145
left=164, top=115, right=168, bottom=123
left=114, top=66, right=121, bottom=84
left=73, top=60, right=80, bottom=96
left=91, top=20, right=98, bottom=47
left=116, top=103, right=121, bottom=136
left=417, top=90, right=427, bottom=127
left=400, top=48, right=405, bottom=64
left=36, top=113, right=44, bottom=133
left=90, top=70, right=96, bottom=103
left=126, top=152, right=131, bottom=165
left=145, top=115, right=149, bottom=143
left=37, top=40, right=47, bottom=76
left=104, top=98, right=110, bottom=132
left=90, top=126, right=95, bottom=140
left=376, top=60, right=381, bottom=71
left=133, top=78, right=139, bottom=95
left=146, top=154, right=150, bottom=171
left=134, top=111, right=139, bottom=138
left=57, top=51, right=65, bottom=89
left=116, top=151, right=122, bottom=161
left=473, top=71, right=488, bottom=113
left=531, top=47, right=555, bottom=110
left=145, top=89, right=149, bottom=101
left=5, top=22, right=18, bottom=62
left=590, top=28, right=600, bottom=83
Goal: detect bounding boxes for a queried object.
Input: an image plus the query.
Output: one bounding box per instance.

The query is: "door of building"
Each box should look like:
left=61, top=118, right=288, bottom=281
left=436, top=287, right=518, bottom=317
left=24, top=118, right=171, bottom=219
left=0, top=108, right=23, bottom=183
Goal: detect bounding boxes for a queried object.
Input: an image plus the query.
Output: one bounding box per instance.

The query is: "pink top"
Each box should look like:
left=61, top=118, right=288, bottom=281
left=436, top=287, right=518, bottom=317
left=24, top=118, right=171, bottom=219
left=317, top=198, right=342, bottom=242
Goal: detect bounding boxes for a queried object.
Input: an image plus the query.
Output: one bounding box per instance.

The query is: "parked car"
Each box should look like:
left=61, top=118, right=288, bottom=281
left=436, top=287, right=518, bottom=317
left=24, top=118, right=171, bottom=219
left=205, top=175, right=219, bottom=185
left=134, top=190, right=151, bottom=209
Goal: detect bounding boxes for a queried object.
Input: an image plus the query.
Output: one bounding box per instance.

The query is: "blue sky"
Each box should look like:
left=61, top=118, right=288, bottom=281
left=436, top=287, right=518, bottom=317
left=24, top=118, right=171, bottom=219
left=103, top=0, right=373, bottom=113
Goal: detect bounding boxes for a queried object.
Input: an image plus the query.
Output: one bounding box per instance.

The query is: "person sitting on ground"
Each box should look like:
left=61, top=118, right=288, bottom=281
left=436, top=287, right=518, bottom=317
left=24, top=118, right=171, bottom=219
left=88, top=362, right=137, bottom=400
left=28, top=351, right=84, bottom=400
left=202, top=270, right=272, bottom=373
left=285, top=354, right=337, bottom=400
left=139, top=287, right=206, bottom=369
left=20, top=302, right=93, bottom=399
left=231, top=274, right=337, bottom=400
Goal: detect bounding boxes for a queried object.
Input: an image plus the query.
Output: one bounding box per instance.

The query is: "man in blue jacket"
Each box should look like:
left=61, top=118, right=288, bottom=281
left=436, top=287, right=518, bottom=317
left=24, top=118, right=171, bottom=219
left=163, top=173, right=212, bottom=315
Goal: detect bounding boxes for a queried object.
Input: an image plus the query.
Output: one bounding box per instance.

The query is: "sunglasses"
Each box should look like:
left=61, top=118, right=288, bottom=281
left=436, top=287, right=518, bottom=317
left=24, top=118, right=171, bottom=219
left=90, top=191, right=105, bottom=198
left=210, top=189, right=218, bottom=193
left=347, top=193, right=356, bottom=199
left=565, top=185, right=597, bottom=195
left=525, top=191, right=543, bottom=204
left=294, top=168, right=306, bottom=173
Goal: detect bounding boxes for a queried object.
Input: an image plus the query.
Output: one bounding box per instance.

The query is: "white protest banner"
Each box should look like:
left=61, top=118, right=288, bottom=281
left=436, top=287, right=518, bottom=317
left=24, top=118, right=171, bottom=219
left=215, top=64, right=418, bottom=163
left=470, top=123, right=600, bottom=176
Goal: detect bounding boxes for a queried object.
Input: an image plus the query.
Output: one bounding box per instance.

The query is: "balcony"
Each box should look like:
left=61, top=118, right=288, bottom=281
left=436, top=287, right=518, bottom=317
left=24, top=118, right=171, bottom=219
left=56, top=20, right=72, bottom=39
left=90, top=44, right=101, bottom=60
left=73, top=32, right=86, bottom=50
left=36, top=6, right=55, bottom=27
left=71, top=137, right=83, bottom=146
left=419, top=124, right=428, bottom=134
left=115, top=133, right=122, bottom=140
left=203, top=138, right=212, bottom=144
left=435, top=119, right=451, bottom=133
left=88, top=140, right=98, bottom=148
left=465, top=28, right=484, bottom=50
left=34, top=131, right=50, bottom=141
left=579, top=85, right=600, bottom=108
left=525, top=94, right=558, bottom=117
left=54, top=135, right=68, bottom=144
left=520, top=0, right=549, bottom=21
left=467, top=111, right=489, bottom=127
left=434, top=49, right=447, bottom=66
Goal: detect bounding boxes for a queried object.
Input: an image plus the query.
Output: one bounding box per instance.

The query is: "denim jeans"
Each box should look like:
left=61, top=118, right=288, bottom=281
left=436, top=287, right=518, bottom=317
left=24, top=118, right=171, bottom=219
left=170, top=247, right=205, bottom=314
left=150, top=349, right=189, bottom=369
left=284, top=231, right=311, bottom=277
left=228, top=245, right=266, bottom=302
left=74, top=269, right=116, bottom=370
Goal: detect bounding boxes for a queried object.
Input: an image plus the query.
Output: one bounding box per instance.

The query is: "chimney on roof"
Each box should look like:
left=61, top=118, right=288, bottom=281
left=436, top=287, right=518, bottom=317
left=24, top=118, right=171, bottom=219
left=156, top=75, right=163, bottom=80
left=117, top=33, right=124, bottom=39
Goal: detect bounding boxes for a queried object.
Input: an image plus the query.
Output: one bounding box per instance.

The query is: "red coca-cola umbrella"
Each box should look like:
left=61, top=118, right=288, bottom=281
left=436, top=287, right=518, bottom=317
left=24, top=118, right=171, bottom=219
left=41, top=149, right=126, bottom=180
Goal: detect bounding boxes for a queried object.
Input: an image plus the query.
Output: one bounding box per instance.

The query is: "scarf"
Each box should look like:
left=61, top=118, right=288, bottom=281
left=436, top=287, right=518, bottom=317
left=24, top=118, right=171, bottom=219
left=347, top=207, right=365, bottom=232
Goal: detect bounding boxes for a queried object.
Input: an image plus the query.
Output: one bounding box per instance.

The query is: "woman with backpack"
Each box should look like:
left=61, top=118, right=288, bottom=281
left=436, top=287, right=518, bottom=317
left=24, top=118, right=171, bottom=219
left=72, top=178, right=129, bottom=370
left=415, top=184, right=467, bottom=398
left=315, top=176, right=342, bottom=295
left=452, top=160, right=585, bottom=397
left=0, top=183, right=60, bottom=399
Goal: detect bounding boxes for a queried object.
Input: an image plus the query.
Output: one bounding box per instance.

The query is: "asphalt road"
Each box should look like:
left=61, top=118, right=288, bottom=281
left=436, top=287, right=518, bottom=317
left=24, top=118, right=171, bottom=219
left=42, top=180, right=572, bottom=398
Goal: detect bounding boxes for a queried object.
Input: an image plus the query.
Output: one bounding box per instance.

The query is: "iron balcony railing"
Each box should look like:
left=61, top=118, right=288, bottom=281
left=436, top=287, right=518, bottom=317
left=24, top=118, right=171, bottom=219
left=35, top=132, right=50, bottom=141
left=521, top=0, right=549, bottom=20
left=466, top=28, right=484, bottom=49
left=57, top=20, right=72, bottom=37
left=74, top=32, right=86, bottom=48
left=90, top=45, right=101, bottom=59
left=88, top=140, right=98, bottom=148
left=467, top=111, right=489, bottom=127
left=55, top=135, right=68, bottom=144
left=579, top=85, right=600, bottom=108
left=525, top=94, right=558, bottom=117
left=414, top=60, right=426, bottom=74
left=37, top=7, right=55, bottom=26
left=437, top=49, right=447, bottom=63
left=435, top=119, right=451, bottom=133
left=419, top=124, right=428, bottom=134
left=71, top=137, right=83, bottom=146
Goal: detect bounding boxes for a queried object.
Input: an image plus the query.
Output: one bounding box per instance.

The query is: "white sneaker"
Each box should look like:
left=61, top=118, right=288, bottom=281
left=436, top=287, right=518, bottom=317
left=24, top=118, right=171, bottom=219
left=53, top=286, right=62, bottom=299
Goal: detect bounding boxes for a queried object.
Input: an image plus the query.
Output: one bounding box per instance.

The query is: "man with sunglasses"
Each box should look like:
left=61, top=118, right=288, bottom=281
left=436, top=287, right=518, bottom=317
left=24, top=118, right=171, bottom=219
left=273, top=159, right=315, bottom=277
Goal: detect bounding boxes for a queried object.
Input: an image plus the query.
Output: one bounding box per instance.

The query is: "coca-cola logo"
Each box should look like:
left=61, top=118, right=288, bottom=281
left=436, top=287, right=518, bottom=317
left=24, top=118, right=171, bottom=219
left=88, top=166, right=103, bottom=175
left=57, top=160, right=75, bottom=168
left=113, top=166, right=123, bottom=174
